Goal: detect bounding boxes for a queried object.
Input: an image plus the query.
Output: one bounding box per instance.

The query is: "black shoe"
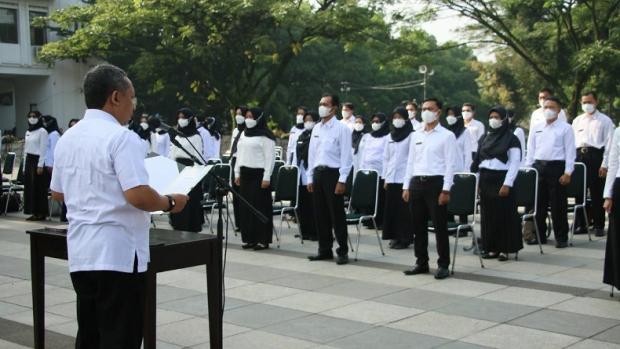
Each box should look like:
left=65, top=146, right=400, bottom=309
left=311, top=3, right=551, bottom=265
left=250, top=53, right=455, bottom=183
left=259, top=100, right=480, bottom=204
left=481, top=252, right=498, bottom=259
left=526, top=238, right=546, bottom=245
left=573, top=227, right=588, bottom=235
left=336, top=255, right=349, bottom=265
left=242, top=243, right=257, bottom=250
left=253, top=244, right=269, bottom=251
left=403, top=264, right=430, bottom=275
left=308, top=254, right=334, bottom=261
left=234, top=227, right=241, bottom=233
left=434, top=267, right=450, bottom=279
left=390, top=242, right=409, bottom=250
left=594, top=228, right=606, bottom=237
left=498, top=253, right=508, bottom=261
left=555, top=241, right=568, bottom=248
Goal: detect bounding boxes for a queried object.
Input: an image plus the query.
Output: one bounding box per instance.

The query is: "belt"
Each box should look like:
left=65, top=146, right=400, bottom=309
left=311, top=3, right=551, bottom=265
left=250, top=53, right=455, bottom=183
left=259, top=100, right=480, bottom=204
left=315, top=165, right=338, bottom=172
left=534, top=160, right=565, bottom=166
left=412, top=175, right=442, bottom=182
left=577, top=147, right=603, bottom=154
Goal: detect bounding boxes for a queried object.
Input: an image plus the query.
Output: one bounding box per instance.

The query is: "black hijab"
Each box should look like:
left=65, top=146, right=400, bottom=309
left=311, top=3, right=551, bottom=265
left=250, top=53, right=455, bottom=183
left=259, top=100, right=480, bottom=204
left=243, top=107, right=276, bottom=140
left=352, top=115, right=366, bottom=154
left=147, top=116, right=167, bottom=135
left=296, top=111, right=320, bottom=167
left=231, top=106, right=248, bottom=156
left=205, top=117, right=221, bottom=140
left=42, top=115, right=61, bottom=135
left=176, top=107, right=199, bottom=137
left=474, top=105, right=521, bottom=167
left=137, top=119, right=151, bottom=141
left=447, top=116, right=466, bottom=138
left=370, top=112, right=390, bottom=138
left=27, top=111, right=44, bottom=132
left=390, top=107, right=413, bottom=143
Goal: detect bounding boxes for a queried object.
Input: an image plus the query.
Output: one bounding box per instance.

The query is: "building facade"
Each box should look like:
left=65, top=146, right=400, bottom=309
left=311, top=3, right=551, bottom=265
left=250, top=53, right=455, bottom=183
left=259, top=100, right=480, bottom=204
left=0, top=0, right=91, bottom=136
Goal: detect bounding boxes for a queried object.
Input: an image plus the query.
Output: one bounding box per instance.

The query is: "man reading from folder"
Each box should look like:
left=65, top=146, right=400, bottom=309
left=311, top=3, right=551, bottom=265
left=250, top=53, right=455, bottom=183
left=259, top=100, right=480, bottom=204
left=50, top=64, right=188, bottom=349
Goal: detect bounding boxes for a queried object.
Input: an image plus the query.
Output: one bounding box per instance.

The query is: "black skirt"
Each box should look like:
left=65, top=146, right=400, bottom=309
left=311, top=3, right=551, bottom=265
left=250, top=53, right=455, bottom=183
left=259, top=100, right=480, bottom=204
left=604, top=178, right=620, bottom=289
left=239, top=167, right=273, bottom=244
left=169, top=159, right=204, bottom=232
left=479, top=169, right=522, bottom=253
left=23, top=153, right=49, bottom=216
left=298, top=184, right=318, bottom=239
left=382, top=183, right=412, bottom=244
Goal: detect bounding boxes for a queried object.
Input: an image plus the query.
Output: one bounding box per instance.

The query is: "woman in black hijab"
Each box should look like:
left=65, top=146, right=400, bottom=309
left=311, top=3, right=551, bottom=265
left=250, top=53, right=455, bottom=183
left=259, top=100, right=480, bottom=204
left=234, top=108, right=276, bottom=250
left=23, top=111, right=49, bottom=221
left=169, top=107, right=205, bottom=232
left=294, top=111, right=320, bottom=241
left=471, top=106, right=522, bottom=261
left=229, top=106, right=247, bottom=232
left=351, top=115, right=367, bottom=174
left=382, top=107, right=414, bottom=249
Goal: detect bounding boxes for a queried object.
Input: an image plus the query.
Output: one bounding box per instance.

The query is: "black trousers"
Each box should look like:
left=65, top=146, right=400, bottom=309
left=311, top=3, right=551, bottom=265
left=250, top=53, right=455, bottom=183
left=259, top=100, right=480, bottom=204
left=230, top=157, right=242, bottom=228
left=382, top=183, right=412, bottom=244
left=604, top=178, right=620, bottom=289
left=23, top=153, right=49, bottom=216
left=409, top=176, right=450, bottom=268
left=298, top=184, right=318, bottom=239
left=70, top=264, right=146, bottom=349
left=313, top=167, right=348, bottom=256
left=239, top=167, right=273, bottom=244
left=576, top=147, right=605, bottom=230
left=534, top=160, right=569, bottom=243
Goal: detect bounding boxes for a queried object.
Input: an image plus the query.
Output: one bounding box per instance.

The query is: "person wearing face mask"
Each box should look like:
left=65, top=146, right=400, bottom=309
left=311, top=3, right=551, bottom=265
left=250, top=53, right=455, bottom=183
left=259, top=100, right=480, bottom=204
left=147, top=116, right=171, bottom=156
left=405, top=101, right=422, bottom=131
left=293, top=111, right=321, bottom=241
left=471, top=106, right=522, bottom=261
left=23, top=110, right=49, bottom=221
left=358, top=112, right=390, bottom=228
left=285, top=106, right=308, bottom=164
left=341, top=102, right=356, bottom=130
left=42, top=115, right=62, bottom=214
left=402, top=98, right=456, bottom=279
left=135, top=114, right=151, bottom=156
left=168, top=107, right=205, bottom=233
left=351, top=115, right=367, bottom=176
left=198, top=116, right=222, bottom=161
left=525, top=97, right=576, bottom=248
left=506, top=110, right=526, bottom=166
left=234, top=108, right=276, bottom=250
left=602, top=122, right=620, bottom=293
left=572, top=91, right=614, bottom=237
left=529, top=87, right=568, bottom=131
left=228, top=106, right=248, bottom=231
left=382, top=107, right=414, bottom=249
left=461, top=103, right=485, bottom=160
left=446, top=107, right=473, bottom=173
left=307, top=93, right=353, bottom=265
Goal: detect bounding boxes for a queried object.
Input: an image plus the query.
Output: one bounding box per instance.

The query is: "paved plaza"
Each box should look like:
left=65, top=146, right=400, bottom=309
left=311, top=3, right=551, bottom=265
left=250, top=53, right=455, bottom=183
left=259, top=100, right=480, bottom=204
left=0, top=213, right=619, bottom=348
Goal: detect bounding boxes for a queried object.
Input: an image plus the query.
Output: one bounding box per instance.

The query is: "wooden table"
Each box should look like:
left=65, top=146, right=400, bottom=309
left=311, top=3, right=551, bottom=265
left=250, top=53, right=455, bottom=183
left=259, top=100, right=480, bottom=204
left=27, top=228, right=223, bottom=349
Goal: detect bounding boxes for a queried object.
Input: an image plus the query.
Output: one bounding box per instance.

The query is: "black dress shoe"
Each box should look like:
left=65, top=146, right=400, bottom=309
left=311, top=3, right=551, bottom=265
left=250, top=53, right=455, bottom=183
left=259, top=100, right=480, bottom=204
left=594, top=229, right=606, bottom=237
left=573, top=227, right=588, bottom=235
left=308, top=254, right=334, bottom=261
left=498, top=253, right=508, bottom=261
left=403, top=264, right=430, bottom=275
left=434, top=267, right=450, bottom=279
left=555, top=241, right=568, bottom=248
left=242, top=243, right=257, bottom=250
left=253, top=244, right=269, bottom=251
left=481, top=252, right=498, bottom=259
left=390, top=242, right=409, bottom=250
left=336, top=255, right=349, bottom=265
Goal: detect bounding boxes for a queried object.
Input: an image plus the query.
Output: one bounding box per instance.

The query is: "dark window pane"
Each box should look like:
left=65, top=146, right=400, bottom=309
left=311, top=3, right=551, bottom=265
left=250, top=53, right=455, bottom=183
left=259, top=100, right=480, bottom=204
left=0, top=8, right=18, bottom=44
left=30, top=11, right=47, bottom=46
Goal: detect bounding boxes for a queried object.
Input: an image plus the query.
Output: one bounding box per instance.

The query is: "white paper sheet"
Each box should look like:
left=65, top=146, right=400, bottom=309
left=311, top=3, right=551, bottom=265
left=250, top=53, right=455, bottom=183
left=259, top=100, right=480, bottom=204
left=162, top=165, right=212, bottom=195
left=144, top=156, right=180, bottom=195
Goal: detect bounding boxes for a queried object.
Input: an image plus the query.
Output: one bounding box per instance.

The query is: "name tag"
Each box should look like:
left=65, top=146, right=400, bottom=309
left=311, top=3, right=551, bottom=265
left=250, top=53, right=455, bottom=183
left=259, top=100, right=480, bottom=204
left=535, top=131, right=542, bottom=133
left=416, top=141, right=423, bottom=145
left=313, top=135, right=319, bottom=138
left=578, top=129, right=584, bottom=132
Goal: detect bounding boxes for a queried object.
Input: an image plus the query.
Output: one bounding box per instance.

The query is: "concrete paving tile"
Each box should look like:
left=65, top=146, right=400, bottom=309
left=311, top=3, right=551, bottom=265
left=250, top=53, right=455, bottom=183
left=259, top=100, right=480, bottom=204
left=435, top=341, right=493, bottom=349
left=224, top=303, right=311, bottom=329
left=222, top=330, right=317, bottom=348
left=510, top=309, right=619, bottom=338
left=266, top=272, right=347, bottom=291
left=321, top=300, right=423, bottom=325
left=328, top=326, right=449, bottom=349
left=224, top=282, right=303, bottom=303
left=594, top=325, right=620, bottom=345
left=387, top=312, right=496, bottom=340
left=4, top=310, right=73, bottom=327
left=156, top=309, right=194, bottom=326
left=315, top=280, right=405, bottom=300
left=266, top=291, right=360, bottom=313
left=0, top=301, right=29, bottom=317
left=372, top=288, right=467, bottom=310
left=0, top=339, right=31, bottom=348
left=478, top=286, right=574, bottom=307
left=262, top=314, right=372, bottom=344
left=461, top=324, right=581, bottom=349
left=568, top=339, right=620, bottom=349
left=550, top=297, right=620, bottom=320
left=155, top=285, right=204, bottom=304
left=416, top=278, right=505, bottom=297
left=437, top=297, right=539, bottom=323
left=159, top=295, right=252, bottom=317
left=157, top=317, right=250, bottom=347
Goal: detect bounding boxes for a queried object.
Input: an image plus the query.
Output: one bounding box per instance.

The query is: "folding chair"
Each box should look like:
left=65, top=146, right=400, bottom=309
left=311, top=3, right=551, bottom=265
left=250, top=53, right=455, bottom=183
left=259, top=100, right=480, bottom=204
left=274, top=146, right=283, bottom=161
left=514, top=167, right=544, bottom=254
left=270, top=160, right=285, bottom=192
left=568, top=162, right=590, bottom=244
left=448, top=173, right=484, bottom=274
left=272, top=165, right=301, bottom=247
left=2, top=152, right=16, bottom=215
left=347, top=169, right=384, bottom=261
left=202, top=164, right=234, bottom=233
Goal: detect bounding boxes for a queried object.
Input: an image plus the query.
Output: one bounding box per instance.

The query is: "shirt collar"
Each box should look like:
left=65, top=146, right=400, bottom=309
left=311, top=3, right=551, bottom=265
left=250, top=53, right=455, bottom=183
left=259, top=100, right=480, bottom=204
left=321, top=115, right=337, bottom=129
left=83, top=109, right=122, bottom=125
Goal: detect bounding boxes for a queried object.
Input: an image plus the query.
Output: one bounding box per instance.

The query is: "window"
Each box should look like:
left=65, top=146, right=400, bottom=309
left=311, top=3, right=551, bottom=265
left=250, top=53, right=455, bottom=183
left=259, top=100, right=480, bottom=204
left=0, top=7, right=18, bottom=44
left=30, top=11, right=47, bottom=46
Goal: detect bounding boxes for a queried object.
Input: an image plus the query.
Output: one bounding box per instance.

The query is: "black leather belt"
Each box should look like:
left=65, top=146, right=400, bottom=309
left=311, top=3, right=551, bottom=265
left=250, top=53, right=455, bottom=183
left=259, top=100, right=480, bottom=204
left=413, top=175, right=442, bottom=182
left=578, top=147, right=603, bottom=154
left=534, top=160, right=565, bottom=166
left=315, top=165, right=338, bottom=172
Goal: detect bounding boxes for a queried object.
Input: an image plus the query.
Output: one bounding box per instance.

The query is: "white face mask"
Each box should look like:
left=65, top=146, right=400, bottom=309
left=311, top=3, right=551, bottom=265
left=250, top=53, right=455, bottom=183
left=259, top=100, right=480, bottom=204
left=235, top=114, right=245, bottom=124
left=342, top=110, right=352, bottom=119
left=421, top=110, right=437, bottom=124
left=462, top=111, right=473, bottom=121
left=140, top=122, right=149, bottom=130
left=353, top=123, right=364, bottom=132
left=318, top=106, right=332, bottom=118
left=296, top=114, right=304, bottom=124
left=489, top=118, right=503, bottom=129
left=539, top=99, right=546, bottom=108
left=446, top=116, right=457, bottom=126
left=407, top=111, right=416, bottom=119
left=28, top=117, right=39, bottom=125
left=544, top=109, right=558, bottom=120
left=582, top=103, right=596, bottom=114
left=371, top=122, right=383, bottom=131
left=304, top=121, right=315, bottom=131
left=392, top=119, right=406, bottom=129
left=178, top=118, right=190, bottom=128
left=245, top=118, right=257, bottom=128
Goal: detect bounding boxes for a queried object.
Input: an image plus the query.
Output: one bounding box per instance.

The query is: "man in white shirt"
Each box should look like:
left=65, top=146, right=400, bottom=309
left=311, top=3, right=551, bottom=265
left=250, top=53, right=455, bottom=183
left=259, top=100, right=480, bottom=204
left=462, top=103, right=485, bottom=159
left=572, top=91, right=614, bottom=237
left=307, top=93, right=353, bottom=265
left=529, top=87, right=568, bottom=130
left=50, top=64, right=188, bottom=348
left=525, top=96, right=576, bottom=248
left=340, top=102, right=356, bottom=130
left=402, top=98, right=456, bottom=280
left=286, top=106, right=307, bottom=164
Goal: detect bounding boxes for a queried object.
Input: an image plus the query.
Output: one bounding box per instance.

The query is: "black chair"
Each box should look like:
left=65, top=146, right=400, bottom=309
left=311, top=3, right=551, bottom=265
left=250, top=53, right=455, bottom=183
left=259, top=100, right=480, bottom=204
left=567, top=162, right=589, bottom=244
left=272, top=165, right=300, bottom=247
left=347, top=169, right=384, bottom=261
left=270, top=160, right=285, bottom=191
left=206, top=158, right=222, bottom=165
left=514, top=167, right=544, bottom=254
left=274, top=146, right=283, bottom=161
left=2, top=152, right=16, bottom=215
left=202, top=164, right=233, bottom=233
left=448, top=173, right=484, bottom=274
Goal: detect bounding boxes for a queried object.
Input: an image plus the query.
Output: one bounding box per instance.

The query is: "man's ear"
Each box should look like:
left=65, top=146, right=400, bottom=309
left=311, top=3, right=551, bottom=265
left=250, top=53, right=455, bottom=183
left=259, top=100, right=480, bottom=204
left=110, top=90, right=120, bottom=106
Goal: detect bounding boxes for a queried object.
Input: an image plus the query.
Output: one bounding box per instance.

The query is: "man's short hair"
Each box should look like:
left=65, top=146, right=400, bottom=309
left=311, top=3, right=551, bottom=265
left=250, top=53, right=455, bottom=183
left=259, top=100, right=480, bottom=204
left=539, top=87, right=554, bottom=95
left=544, top=96, right=563, bottom=108
left=423, top=97, right=443, bottom=110
left=582, top=91, right=598, bottom=100
left=322, top=93, right=340, bottom=108
left=83, top=64, right=130, bottom=109
left=343, top=102, right=354, bottom=111
left=462, top=103, right=476, bottom=111
left=405, top=101, right=418, bottom=109
left=297, top=105, right=308, bottom=113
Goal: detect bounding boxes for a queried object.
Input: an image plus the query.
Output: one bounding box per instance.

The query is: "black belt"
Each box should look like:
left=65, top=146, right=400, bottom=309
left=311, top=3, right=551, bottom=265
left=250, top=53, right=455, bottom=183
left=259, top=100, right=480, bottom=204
left=315, top=165, right=338, bottom=172
left=412, top=175, right=442, bottom=182
left=577, top=147, right=603, bottom=154
left=534, top=160, right=565, bottom=166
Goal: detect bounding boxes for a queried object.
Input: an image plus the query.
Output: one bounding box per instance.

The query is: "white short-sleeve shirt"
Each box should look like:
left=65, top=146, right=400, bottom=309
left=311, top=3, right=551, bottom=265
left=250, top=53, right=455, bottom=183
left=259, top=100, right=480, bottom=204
left=50, top=109, right=151, bottom=273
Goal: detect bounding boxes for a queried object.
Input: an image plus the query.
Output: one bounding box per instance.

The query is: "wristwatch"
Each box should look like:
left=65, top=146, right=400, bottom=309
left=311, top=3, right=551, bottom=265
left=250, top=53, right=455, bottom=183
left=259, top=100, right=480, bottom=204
left=164, top=195, right=176, bottom=212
